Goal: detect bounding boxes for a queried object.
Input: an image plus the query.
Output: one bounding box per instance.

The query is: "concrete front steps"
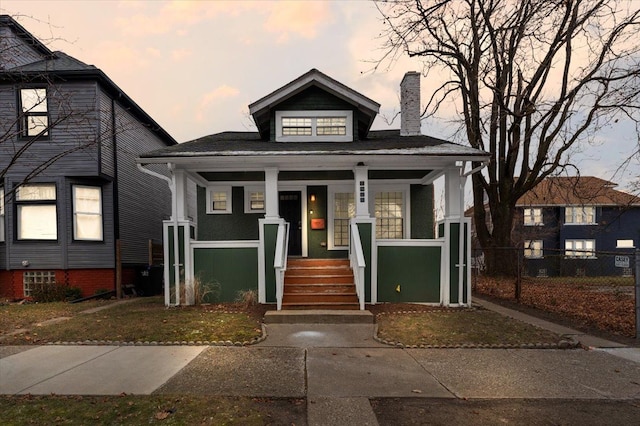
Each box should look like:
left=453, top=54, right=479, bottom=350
left=281, top=258, right=360, bottom=310
left=264, top=309, right=374, bottom=324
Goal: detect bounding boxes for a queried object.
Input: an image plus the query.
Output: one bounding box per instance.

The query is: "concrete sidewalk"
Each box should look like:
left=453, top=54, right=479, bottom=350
left=1, top=299, right=639, bottom=426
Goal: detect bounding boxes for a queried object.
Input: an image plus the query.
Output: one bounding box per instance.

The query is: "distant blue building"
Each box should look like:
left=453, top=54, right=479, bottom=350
left=515, top=177, right=639, bottom=277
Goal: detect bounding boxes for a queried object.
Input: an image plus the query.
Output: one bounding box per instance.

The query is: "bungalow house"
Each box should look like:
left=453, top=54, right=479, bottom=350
left=516, top=176, right=640, bottom=277
left=0, top=16, right=176, bottom=298
left=138, top=69, right=489, bottom=309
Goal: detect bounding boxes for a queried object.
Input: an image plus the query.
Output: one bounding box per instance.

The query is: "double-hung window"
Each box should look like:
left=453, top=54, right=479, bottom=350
left=0, top=186, right=4, bottom=242
left=565, top=239, right=595, bottom=258
left=16, top=184, right=57, bottom=240
left=524, top=240, right=543, bottom=258
left=206, top=186, right=232, bottom=214
left=565, top=206, right=595, bottom=224
left=73, top=185, right=103, bottom=241
left=523, top=208, right=542, bottom=226
left=20, top=88, right=49, bottom=137
left=375, top=191, right=404, bottom=239
left=244, top=186, right=265, bottom=213
left=276, top=111, right=353, bottom=142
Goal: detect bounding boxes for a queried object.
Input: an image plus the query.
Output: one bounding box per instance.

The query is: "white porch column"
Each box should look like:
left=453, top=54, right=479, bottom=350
left=264, top=167, right=279, bottom=219
left=354, top=164, right=370, bottom=218
left=444, top=166, right=462, bottom=219
left=174, top=169, right=188, bottom=220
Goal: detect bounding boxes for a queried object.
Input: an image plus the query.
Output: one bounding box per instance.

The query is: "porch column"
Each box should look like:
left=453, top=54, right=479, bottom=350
left=442, top=165, right=469, bottom=307
left=352, top=164, right=376, bottom=303
left=264, top=167, right=279, bottom=219
left=354, top=164, right=370, bottom=218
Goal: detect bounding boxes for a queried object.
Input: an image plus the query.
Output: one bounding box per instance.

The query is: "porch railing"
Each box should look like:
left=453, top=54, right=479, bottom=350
left=274, top=220, right=290, bottom=310
left=349, top=220, right=366, bottom=310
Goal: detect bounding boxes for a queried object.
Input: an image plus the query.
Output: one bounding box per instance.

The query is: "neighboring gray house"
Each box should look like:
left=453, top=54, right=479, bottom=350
left=138, top=69, right=489, bottom=308
left=0, top=15, right=176, bottom=298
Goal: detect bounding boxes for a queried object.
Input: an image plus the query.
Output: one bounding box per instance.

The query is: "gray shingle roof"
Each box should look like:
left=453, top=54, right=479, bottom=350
left=140, top=129, right=489, bottom=158
left=9, top=51, right=96, bottom=72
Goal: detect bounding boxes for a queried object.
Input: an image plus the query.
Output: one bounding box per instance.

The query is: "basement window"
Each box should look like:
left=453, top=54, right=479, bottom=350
left=23, top=271, right=56, bottom=298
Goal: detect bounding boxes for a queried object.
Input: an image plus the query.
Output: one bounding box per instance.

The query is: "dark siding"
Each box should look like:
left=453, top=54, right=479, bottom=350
left=197, top=186, right=260, bottom=241
left=269, top=86, right=358, bottom=141
left=99, top=90, right=115, bottom=177
left=114, top=102, right=171, bottom=265
left=0, top=27, right=45, bottom=70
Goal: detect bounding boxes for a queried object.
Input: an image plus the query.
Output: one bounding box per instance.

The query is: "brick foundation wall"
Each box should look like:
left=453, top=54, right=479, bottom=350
left=0, top=269, right=117, bottom=299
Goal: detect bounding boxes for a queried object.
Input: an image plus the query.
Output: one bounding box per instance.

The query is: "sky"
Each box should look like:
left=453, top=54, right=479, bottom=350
left=1, top=0, right=638, bottom=194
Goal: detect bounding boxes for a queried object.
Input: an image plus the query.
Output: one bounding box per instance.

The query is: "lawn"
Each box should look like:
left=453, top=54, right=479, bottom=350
left=0, top=395, right=305, bottom=425
left=0, top=297, right=265, bottom=345
left=374, top=308, right=564, bottom=346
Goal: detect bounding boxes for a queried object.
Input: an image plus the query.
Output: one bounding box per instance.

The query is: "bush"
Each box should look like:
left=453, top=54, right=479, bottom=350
left=31, top=283, right=82, bottom=303
left=94, top=288, right=112, bottom=299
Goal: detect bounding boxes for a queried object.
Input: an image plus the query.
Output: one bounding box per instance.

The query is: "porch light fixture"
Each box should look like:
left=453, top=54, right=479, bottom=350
left=310, top=194, right=316, bottom=202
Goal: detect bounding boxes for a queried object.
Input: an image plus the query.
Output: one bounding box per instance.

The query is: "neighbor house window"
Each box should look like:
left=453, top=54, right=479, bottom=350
left=332, top=192, right=355, bottom=247
left=275, top=110, right=353, bottom=142
left=523, top=208, right=542, bottom=226
left=206, top=186, right=232, bottom=214
left=565, top=206, right=595, bottom=224
left=16, top=184, right=57, bottom=240
left=244, top=186, right=265, bottom=213
left=0, top=186, right=4, bottom=242
left=616, top=239, right=635, bottom=248
left=565, top=239, right=595, bottom=258
left=524, top=240, right=543, bottom=258
left=23, top=271, right=56, bottom=298
left=375, top=191, right=404, bottom=239
left=73, top=185, right=103, bottom=241
left=20, top=88, right=49, bottom=137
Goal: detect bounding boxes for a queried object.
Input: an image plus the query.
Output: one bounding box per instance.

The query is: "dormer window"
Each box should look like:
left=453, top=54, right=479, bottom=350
left=276, top=110, right=352, bottom=142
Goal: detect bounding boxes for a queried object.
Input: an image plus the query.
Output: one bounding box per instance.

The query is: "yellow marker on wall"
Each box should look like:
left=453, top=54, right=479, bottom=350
left=395, top=284, right=401, bottom=293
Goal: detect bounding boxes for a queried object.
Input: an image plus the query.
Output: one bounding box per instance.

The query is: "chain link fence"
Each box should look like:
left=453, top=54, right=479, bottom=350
left=472, top=247, right=638, bottom=338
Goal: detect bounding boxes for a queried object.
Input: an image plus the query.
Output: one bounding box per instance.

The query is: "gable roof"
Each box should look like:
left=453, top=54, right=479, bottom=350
left=516, top=176, right=639, bottom=207
left=248, top=69, right=381, bottom=139
left=0, top=15, right=176, bottom=147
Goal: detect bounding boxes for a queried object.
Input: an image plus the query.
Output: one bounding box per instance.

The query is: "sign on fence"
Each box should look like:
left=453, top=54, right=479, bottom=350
left=615, top=255, right=630, bottom=268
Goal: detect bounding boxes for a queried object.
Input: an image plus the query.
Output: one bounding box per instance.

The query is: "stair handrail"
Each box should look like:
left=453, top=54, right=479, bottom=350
left=349, top=220, right=366, bottom=310
left=274, top=220, right=290, bottom=310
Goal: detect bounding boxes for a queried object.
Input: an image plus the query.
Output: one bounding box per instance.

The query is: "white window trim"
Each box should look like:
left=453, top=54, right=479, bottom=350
left=327, top=185, right=354, bottom=250
left=244, top=185, right=266, bottom=214
left=564, top=206, right=596, bottom=225
left=523, top=207, right=543, bottom=226
left=565, top=239, right=596, bottom=258
left=275, top=110, right=353, bottom=142
left=72, top=185, right=103, bottom=241
left=206, top=186, right=232, bottom=214
left=370, top=184, right=411, bottom=240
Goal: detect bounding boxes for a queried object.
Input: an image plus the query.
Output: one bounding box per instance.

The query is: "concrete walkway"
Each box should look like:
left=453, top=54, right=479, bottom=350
left=1, top=299, right=639, bottom=426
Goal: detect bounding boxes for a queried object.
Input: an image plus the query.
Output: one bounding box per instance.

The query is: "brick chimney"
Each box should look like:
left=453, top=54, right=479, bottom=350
left=400, top=71, right=421, bottom=136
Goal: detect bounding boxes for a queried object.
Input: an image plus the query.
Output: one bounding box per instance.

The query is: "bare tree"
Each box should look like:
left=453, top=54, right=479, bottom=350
left=377, top=0, right=640, bottom=274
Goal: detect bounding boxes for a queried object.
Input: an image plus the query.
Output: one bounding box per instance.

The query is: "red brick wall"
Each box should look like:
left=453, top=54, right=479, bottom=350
left=0, top=269, right=117, bottom=299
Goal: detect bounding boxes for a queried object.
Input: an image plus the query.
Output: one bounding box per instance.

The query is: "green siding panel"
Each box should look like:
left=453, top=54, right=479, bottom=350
left=377, top=246, right=441, bottom=303
left=197, top=186, right=260, bottom=241
left=263, top=224, right=278, bottom=303
left=410, top=184, right=435, bottom=239
left=193, top=248, right=258, bottom=303
left=448, top=223, right=469, bottom=304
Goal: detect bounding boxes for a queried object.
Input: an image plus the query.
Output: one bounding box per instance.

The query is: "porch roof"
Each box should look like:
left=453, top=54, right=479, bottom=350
left=140, top=129, right=489, bottom=160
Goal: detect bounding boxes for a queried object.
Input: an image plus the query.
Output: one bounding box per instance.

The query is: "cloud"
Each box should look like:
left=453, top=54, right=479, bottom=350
left=263, top=2, right=334, bottom=42
left=196, top=85, right=240, bottom=121
left=171, top=48, right=193, bottom=61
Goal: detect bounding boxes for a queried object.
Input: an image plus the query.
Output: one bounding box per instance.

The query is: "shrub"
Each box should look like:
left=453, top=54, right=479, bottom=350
left=31, top=283, right=82, bottom=303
